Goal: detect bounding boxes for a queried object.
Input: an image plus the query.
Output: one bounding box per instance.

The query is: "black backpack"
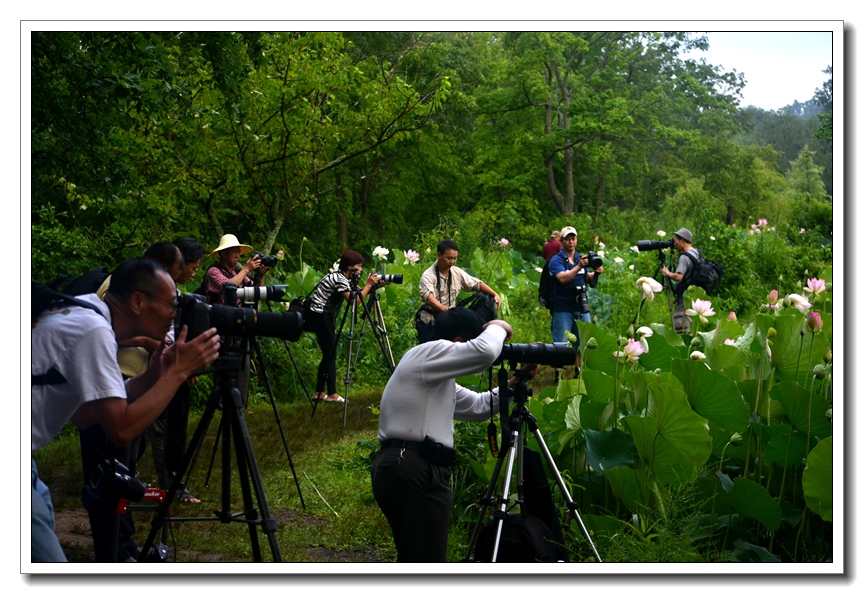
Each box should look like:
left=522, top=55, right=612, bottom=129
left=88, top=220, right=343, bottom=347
left=679, top=251, right=724, bottom=295
left=59, top=265, right=111, bottom=296
left=456, top=292, right=497, bottom=323
left=474, top=513, right=567, bottom=562
left=538, top=254, right=565, bottom=309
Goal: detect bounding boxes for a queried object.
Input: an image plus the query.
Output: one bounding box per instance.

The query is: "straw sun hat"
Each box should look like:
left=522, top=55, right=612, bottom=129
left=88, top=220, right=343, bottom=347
left=211, top=234, right=253, bottom=256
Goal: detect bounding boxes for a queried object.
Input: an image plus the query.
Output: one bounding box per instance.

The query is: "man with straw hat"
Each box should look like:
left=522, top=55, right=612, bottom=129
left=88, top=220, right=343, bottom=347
left=203, top=234, right=269, bottom=306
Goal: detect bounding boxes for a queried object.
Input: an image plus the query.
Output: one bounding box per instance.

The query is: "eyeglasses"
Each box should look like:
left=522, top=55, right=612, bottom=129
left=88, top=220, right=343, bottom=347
left=141, top=291, right=179, bottom=312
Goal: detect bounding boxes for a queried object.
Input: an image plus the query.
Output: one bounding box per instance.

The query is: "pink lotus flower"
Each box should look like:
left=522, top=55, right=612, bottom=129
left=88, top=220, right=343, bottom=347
left=636, top=277, right=663, bottom=301
left=724, top=338, right=735, bottom=345
left=806, top=311, right=823, bottom=333
left=799, top=228, right=806, bottom=234
left=404, top=249, right=420, bottom=264
left=758, top=218, right=768, bottom=226
left=685, top=299, right=716, bottom=324
left=499, top=238, right=510, bottom=246
left=766, top=289, right=780, bottom=310
left=614, top=339, right=646, bottom=363
left=276, top=249, right=285, bottom=260
left=803, top=277, right=826, bottom=297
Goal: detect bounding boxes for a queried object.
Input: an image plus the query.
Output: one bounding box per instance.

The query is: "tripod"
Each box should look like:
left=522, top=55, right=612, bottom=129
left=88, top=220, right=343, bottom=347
left=137, top=349, right=282, bottom=562
left=314, top=282, right=395, bottom=428
left=462, top=365, right=602, bottom=563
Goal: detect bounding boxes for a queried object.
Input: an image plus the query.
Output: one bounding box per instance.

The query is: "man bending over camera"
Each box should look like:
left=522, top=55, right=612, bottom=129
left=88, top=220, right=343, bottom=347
left=31, top=258, right=220, bottom=562
left=372, top=308, right=535, bottom=562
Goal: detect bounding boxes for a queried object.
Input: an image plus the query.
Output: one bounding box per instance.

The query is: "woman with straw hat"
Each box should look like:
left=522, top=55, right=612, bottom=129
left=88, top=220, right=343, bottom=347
left=203, top=234, right=269, bottom=306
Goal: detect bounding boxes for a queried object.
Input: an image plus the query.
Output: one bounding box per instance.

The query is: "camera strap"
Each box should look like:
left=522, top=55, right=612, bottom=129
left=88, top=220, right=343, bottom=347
left=486, top=367, right=499, bottom=457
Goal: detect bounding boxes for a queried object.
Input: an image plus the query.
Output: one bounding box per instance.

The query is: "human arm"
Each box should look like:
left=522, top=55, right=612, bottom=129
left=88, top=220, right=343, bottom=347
left=552, top=253, right=586, bottom=285
left=453, top=362, right=537, bottom=421
left=78, top=327, right=220, bottom=446
left=661, top=267, right=684, bottom=283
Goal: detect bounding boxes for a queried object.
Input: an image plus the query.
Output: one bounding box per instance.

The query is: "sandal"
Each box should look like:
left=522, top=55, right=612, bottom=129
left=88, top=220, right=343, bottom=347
left=324, top=394, right=345, bottom=403
left=179, top=493, right=201, bottom=504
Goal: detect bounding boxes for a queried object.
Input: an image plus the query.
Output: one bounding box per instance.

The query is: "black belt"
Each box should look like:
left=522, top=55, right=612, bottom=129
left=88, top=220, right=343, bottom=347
left=380, top=438, right=456, bottom=466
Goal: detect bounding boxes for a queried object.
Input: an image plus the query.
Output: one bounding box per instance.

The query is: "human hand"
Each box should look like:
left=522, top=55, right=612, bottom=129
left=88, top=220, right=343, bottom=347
left=157, top=326, right=221, bottom=380
left=245, top=254, right=262, bottom=272
left=595, top=265, right=604, bottom=274
left=484, top=319, right=513, bottom=341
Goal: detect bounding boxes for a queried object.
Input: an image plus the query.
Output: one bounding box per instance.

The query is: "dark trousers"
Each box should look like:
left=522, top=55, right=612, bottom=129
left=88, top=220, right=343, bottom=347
left=79, top=423, right=139, bottom=562
left=304, top=310, right=338, bottom=394
left=371, top=447, right=452, bottom=562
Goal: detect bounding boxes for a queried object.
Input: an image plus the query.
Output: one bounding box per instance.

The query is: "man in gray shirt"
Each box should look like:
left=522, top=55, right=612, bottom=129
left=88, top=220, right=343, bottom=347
left=661, top=227, right=702, bottom=334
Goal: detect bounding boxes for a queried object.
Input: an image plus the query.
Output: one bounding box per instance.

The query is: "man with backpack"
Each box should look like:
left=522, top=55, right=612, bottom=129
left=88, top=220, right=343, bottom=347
left=661, top=227, right=701, bottom=334
left=31, top=258, right=220, bottom=562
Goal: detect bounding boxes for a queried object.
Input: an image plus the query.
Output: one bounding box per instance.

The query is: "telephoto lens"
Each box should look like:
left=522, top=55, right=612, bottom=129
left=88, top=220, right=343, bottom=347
left=380, top=273, right=403, bottom=284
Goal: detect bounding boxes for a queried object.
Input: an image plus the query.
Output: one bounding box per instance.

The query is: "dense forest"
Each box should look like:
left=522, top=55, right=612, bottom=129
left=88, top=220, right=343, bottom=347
left=31, top=31, right=832, bottom=281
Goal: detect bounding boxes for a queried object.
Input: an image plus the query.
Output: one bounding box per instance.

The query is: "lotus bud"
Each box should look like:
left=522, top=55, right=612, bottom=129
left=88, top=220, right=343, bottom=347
left=783, top=296, right=792, bottom=308
left=729, top=432, right=744, bottom=446
left=627, top=324, right=635, bottom=338
left=826, top=408, right=832, bottom=421
left=617, top=335, right=629, bottom=347
left=728, top=311, right=737, bottom=322
left=825, top=283, right=832, bottom=292
left=690, top=351, right=706, bottom=361
left=690, top=336, right=703, bottom=348
left=767, top=327, right=777, bottom=338
left=813, top=364, right=828, bottom=379
left=806, top=311, right=823, bottom=334
left=585, top=337, right=598, bottom=349
left=824, top=349, right=832, bottom=363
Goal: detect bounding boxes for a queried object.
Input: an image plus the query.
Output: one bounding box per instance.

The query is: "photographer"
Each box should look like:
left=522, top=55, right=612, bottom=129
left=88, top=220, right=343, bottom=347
left=416, top=240, right=501, bottom=344
left=304, top=250, right=384, bottom=403
left=372, top=308, right=532, bottom=562
left=31, top=258, right=220, bottom=562
left=660, top=227, right=699, bottom=334
left=203, top=234, right=269, bottom=306
left=548, top=226, right=603, bottom=348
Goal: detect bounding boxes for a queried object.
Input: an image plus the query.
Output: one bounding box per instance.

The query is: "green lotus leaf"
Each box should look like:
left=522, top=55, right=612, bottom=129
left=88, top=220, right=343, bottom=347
left=672, top=359, right=749, bottom=433
left=802, top=436, right=832, bottom=521
left=730, top=477, right=782, bottom=531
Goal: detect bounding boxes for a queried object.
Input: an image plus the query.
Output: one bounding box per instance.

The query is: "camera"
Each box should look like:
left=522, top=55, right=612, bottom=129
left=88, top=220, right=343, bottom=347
left=574, top=286, right=590, bottom=314
left=636, top=239, right=674, bottom=252
left=175, top=292, right=303, bottom=342
left=83, top=458, right=147, bottom=512
left=233, top=284, right=289, bottom=304
left=379, top=273, right=403, bottom=284
left=251, top=251, right=278, bottom=268
left=585, top=251, right=602, bottom=269
left=493, top=343, right=579, bottom=369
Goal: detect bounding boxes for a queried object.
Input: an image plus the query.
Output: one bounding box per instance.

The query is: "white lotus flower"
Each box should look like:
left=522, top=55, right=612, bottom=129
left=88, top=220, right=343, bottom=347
left=372, top=246, right=390, bottom=260
left=636, top=277, right=664, bottom=301
left=690, top=351, right=706, bottom=361
left=614, top=257, right=624, bottom=264
left=786, top=293, right=812, bottom=314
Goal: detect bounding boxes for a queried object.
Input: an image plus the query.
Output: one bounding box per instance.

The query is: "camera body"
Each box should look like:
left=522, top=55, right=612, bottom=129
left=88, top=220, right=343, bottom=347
left=574, top=285, right=590, bottom=314
left=585, top=251, right=602, bottom=269
left=636, top=239, right=674, bottom=252
left=251, top=251, right=278, bottom=268
left=83, top=458, right=147, bottom=512
left=175, top=292, right=303, bottom=342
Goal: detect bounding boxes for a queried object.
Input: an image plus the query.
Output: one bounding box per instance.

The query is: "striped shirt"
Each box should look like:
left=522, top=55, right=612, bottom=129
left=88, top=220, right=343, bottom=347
left=308, top=271, right=351, bottom=314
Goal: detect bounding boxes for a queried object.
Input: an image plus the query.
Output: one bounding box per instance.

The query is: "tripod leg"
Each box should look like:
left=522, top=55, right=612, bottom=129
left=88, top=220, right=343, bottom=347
left=528, top=423, right=603, bottom=562
left=137, top=387, right=222, bottom=561
left=371, top=298, right=396, bottom=372
left=342, top=296, right=360, bottom=429
left=490, top=428, right=522, bottom=562
left=252, top=338, right=306, bottom=510
left=227, top=383, right=282, bottom=562
left=462, top=446, right=509, bottom=561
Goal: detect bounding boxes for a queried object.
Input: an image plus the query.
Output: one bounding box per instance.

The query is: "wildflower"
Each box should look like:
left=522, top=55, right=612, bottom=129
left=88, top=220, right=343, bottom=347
left=276, top=249, right=285, bottom=260
left=597, top=251, right=605, bottom=258
left=630, top=245, right=640, bottom=253
left=404, top=249, right=420, bottom=264
left=684, top=299, right=716, bottom=324
left=657, top=230, right=666, bottom=238
left=330, top=260, right=340, bottom=272
left=724, top=338, right=735, bottom=345
left=710, top=236, right=716, bottom=241
left=806, top=311, right=823, bottom=333
left=766, top=289, right=780, bottom=310
left=786, top=293, right=812, bottom=314
left=636, top=277, right=663, bottom=301
left=372, top=246, right=390, bottom=260
left=599, top=242, right=606, bottom=248
left=629, top=265, right=634, bottom=271
left=614, top=257, right=624, bottom=264
left=614, top=339, right=646, bottom=363
left=799, top=228, right=806, bottom=234
left=499, top=238, right=510, bottom=246
left=728, top=311, right=737, bottom=322
left=749, top=229, right=755, bottom=235
left=758, top=218, right=768, bottom=226
left=803, top=277, right=826, bottom=297
left=690, top=351, right=707, bottom=361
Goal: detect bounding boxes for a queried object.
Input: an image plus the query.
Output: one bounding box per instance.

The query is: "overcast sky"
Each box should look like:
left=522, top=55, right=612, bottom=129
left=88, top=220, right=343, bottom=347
left=682, top=31, right=834, bottom=111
